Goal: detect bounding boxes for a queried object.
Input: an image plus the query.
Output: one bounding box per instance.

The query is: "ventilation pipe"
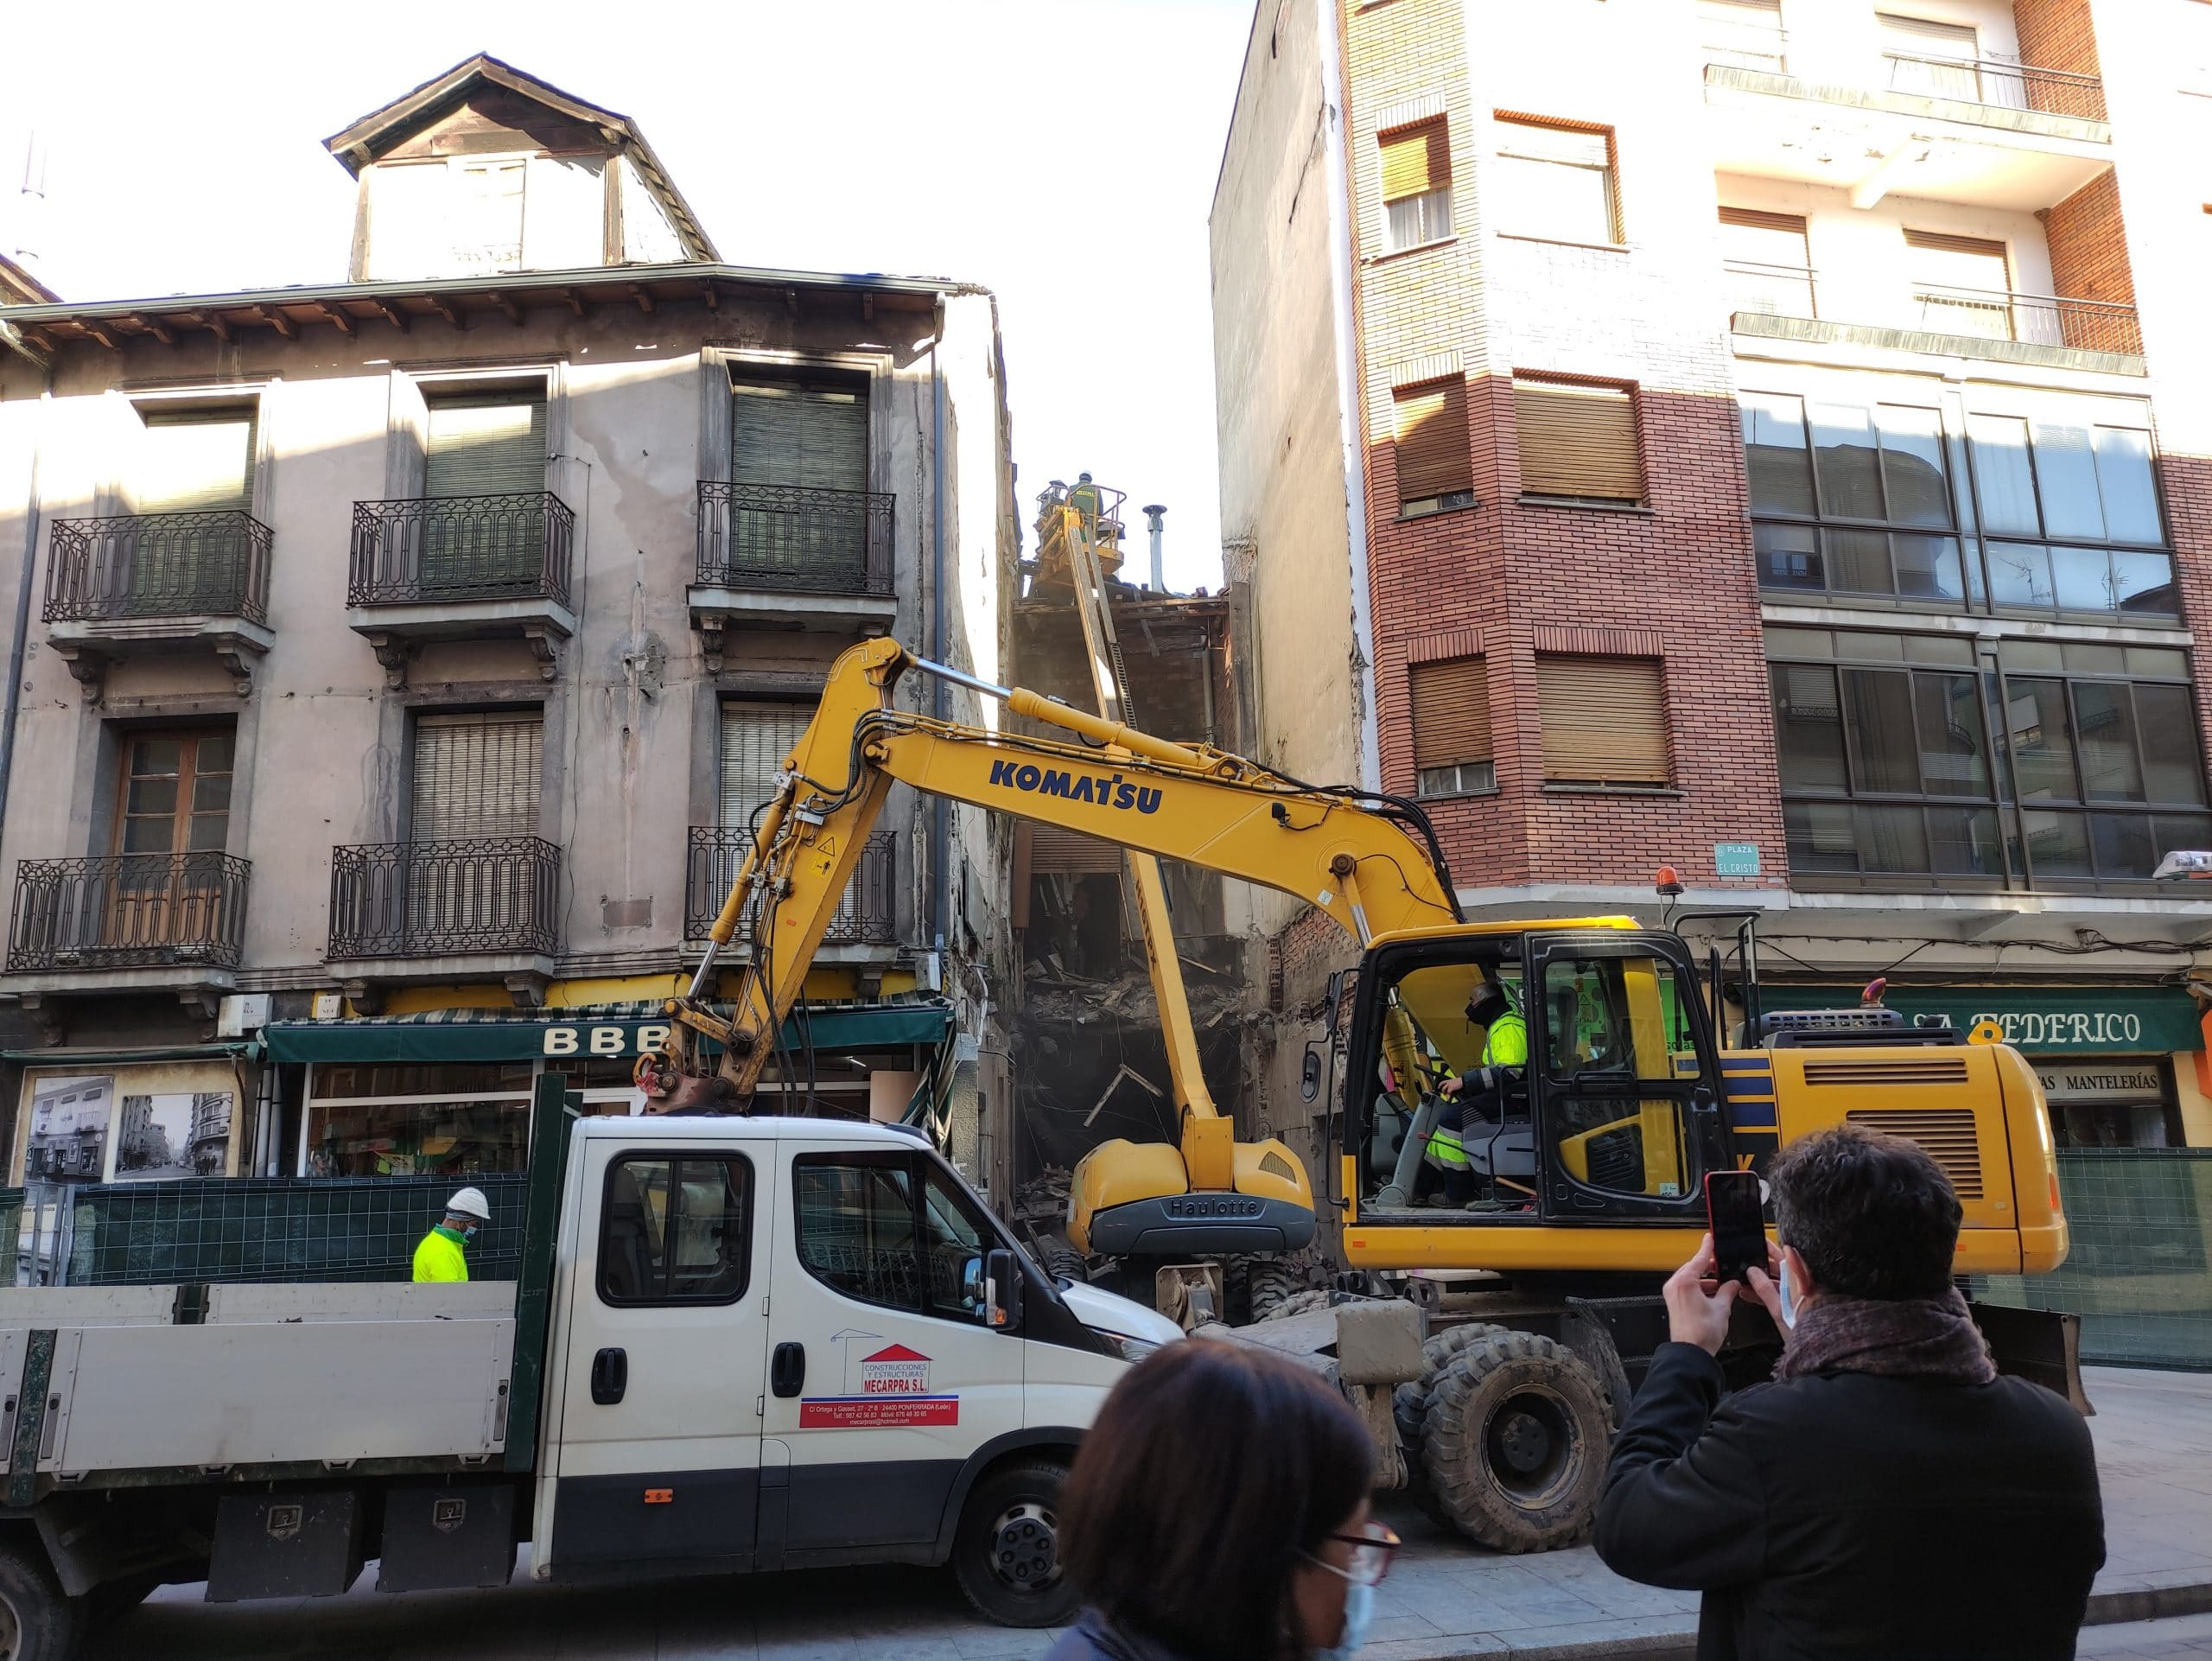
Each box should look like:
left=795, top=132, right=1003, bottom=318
left=1141, top=503, right=1166, bottom=594
left=15, top=134, right=45, bottom=271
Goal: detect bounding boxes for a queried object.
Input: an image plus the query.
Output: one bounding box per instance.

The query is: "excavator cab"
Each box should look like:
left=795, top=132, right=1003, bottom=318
left=1348, top=925, right=1730, bottom=1231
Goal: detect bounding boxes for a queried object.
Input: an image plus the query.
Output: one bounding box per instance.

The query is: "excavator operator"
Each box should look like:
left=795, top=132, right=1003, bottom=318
left=1425, top=974, right=1532, bottom=1207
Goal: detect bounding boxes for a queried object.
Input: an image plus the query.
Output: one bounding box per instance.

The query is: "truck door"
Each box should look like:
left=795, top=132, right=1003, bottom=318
left=1523, top=931, right=1732, bottom=1224
left=762, top=1141, right=1027, bottom=1559
left=548, top=1136, right=770, bottom=1571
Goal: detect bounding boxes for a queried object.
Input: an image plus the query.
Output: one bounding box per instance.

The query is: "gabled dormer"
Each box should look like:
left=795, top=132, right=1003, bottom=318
left=325, top=53, right=718, bottom=281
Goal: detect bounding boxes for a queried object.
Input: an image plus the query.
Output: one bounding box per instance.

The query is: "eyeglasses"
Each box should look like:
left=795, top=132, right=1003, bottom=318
left=1311, top=1522, right=1402, bottom=1587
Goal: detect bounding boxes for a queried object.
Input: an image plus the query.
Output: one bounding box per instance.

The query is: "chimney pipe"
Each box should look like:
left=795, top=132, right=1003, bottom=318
left=16, top=134, right=46, bottom=271
left=1141, top=504, right=1166, bottom=594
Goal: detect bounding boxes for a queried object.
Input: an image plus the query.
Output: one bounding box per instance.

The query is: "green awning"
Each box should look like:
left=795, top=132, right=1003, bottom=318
left=2, top=1041, right=258, bottom=1065
left=260, top=1002, right=953, bottom=1065
left=1756, top=984, right=2202, bottom=1054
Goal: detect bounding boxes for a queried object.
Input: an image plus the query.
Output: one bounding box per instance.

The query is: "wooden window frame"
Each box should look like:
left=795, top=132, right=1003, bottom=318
left=1493, top=114, right=1623, bottom=246
left=1378, top=118, right=1455, bottom=253
left=113, top=728, right=235, bottom=859
left=1513, top=375, right=1647, bottom=506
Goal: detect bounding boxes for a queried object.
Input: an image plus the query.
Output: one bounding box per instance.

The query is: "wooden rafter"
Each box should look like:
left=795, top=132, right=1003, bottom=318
left=126, top=314, right=176, bottom=347
left=562, top=288, right=587, bottom=318
left=80, top=321, right=119, bottom=350
left=700, top=282, right=719, bottom=311
left=487, top=290, right=524, bottom=328
left=252, top=305, right=298, bottom=340
left=317, top=302, right=357, bottom=338
left=428, top=296, right=465, bottom=328
left=194, top=310, right=232, bottom=344
left=373, top=299, right=410, bottom=333
left=628, top=283, right=655, bottom=315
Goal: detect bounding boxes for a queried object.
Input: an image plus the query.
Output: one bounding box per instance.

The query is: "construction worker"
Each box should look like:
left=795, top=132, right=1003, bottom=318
left=1069, top=471, right=1102, bottom=531
left=1426, top=976, right=1530, bottom=1205
left=411, top=1187, right=491, bottom=1282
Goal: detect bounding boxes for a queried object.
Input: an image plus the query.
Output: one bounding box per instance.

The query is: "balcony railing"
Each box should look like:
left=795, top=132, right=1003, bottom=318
left=327, top=837, right=560, bottom=959
left=686, top=828, right=897, bottom=945
left=42, top=511, right=272, bottom=626
left=8, top=853, right=251, bottom=972
left=348, top=493, right=575, bottom=608
left=1725, top=260, right=1819, bottom=321
left=1908, top=284, right=2141, bottom=356
left=1882, top=51, right=2107, bottom=123
left=696, top=481, right=894, bottom=597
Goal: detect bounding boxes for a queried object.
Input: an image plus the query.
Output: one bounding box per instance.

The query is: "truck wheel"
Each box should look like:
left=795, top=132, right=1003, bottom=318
left=951, top=1461, right=1080, bottom=1628
left=1421, top=1330, right=1611, bottom=1553
left=1245, top=1247, right=1329, bottom=1321
left=1254, top=1287, right=1332, bottom=1323
left=0, top=1537, right=79, bottom=1661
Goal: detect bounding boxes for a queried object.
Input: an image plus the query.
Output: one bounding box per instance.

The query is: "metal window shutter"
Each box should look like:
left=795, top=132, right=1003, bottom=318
left=1028, top=826, right=1122, bottom=875
left=423, top=392, right=547, bottom=499
left=730, top=380, right=868, bottom=493
left=1409, top=658, right=1491, bottom=769
left=1718, top=207, right=1809, bottom=265
left=137, top=411, right=256, bottom=514
left=1903, top=228, right=2010, bottom=289
left=718, top=703, right=812, bottom=829
left=1496, top=118, right=1610, bottom=169
left=1537, top=657, right=1669, bottom=784
left=1515, top=381, right=1643, bottom=500
left=411, top=713, right=543, bottom=841
left=1379, top=121, right=1451, bottom=203
left=1878, top=12, right=1978, bottom=52
left=1394, top=379, right=1473, bottom=501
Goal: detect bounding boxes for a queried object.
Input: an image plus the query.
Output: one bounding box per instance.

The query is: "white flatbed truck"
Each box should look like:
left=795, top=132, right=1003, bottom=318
left=0, top=1083, right=1181, bottom=1659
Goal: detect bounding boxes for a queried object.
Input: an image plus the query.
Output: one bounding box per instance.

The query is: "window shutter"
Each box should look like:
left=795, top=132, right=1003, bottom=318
left=1878, top=12, right=1979, bottom=54
left=1515, top=379, right=1643, bottom=501
left=1903, top=229, right=2009, bottom=288
left=137, top=411, right=256, bottom=514
left=1028, top=826, right=1123, bottom=875
left=731, top=379, right=868, bottom=494
left=1394, top=379, right=1472, bottom=502
left=1409, top=659, right=1491, bottom=769
left=1537, top=657, right=1669, bottom=785
left=411, top=713, right=543, bottom=841
left=1495, top=118, right=1610, bottom=169
left=1718, top=207, right=1809, bottom=266
left=423, top=391, right=548, bottom=498
left=1379, top=121, right=1451, bottom=204
left=719, top=703, right=812, bottom=829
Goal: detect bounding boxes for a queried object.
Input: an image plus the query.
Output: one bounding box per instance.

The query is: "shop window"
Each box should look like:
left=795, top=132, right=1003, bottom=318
left=302, top=1060, right=535, bottom=1177
left=599, top=1154, right=753, bottom=1305
left=792, top=1152, right=995, bottom=1322
left=1379, top=119, right=1453, bottom=252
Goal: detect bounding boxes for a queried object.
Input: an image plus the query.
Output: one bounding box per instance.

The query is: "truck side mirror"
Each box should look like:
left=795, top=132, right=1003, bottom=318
left=984, top=1247, right=1024, bottom=1331
left=1300, top=1043, right=1325, bottom=1104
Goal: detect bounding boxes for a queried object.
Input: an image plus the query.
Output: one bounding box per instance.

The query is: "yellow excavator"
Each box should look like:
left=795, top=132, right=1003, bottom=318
left=658, top=636, right=2081, bottom=1550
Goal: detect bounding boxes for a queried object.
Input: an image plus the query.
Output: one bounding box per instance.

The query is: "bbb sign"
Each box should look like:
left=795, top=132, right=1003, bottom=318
left=540, top=1023, right=670, bottom=1058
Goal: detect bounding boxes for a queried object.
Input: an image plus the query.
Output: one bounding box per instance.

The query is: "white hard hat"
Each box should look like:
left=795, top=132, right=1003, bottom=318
left=446, top=1187, right=492, bottom=1222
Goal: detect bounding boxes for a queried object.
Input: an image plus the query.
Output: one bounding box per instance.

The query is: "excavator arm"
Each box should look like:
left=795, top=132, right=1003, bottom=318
left=663, top=637, right=1460, bottom=1130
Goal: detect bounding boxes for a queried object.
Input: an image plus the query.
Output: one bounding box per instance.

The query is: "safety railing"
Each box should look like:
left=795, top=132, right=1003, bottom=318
left=42, top=510, right=271, bottom=625
left=696, top=481, right=894, bottom=596
left=684, top=828, right=897, bottom=945
left=347, top=493, right=575, bottom=608
left=7, top=852, right=251, bottom=971
left=1908, top=285, right=2141, bottom=356
left=1724, top=259, right=1819, bottom=321
left=327, top=837, right=560, bottom=959
left=1882, top=51, right=2107, bottom=122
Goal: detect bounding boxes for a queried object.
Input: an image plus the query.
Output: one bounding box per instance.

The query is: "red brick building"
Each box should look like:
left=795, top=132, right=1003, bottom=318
left=1213, top=0, right=2212, bottom=1156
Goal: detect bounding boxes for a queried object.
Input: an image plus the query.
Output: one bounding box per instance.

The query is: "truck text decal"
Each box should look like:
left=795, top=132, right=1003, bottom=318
left=988, top=760, right=1162, bottom=814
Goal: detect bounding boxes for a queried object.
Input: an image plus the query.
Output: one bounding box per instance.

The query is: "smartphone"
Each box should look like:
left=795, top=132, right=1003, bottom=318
left=1704, top=1170, right=1766, bottom=1285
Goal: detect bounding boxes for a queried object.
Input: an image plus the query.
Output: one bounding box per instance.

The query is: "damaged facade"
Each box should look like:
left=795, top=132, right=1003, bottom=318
left=0, top=56, right=1019, bottom=1198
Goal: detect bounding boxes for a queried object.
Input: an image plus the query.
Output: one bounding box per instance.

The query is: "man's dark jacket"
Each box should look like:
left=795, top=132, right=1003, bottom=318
left=1594, top=1342, right=2104, bottom=1660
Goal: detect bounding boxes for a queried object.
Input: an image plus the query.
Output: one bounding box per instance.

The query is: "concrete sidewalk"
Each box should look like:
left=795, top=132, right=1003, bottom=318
left=87, top=1366, right=2212, bottom=1661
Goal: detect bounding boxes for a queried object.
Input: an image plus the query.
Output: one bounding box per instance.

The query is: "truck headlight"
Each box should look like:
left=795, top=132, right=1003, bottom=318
left=1096, top=1330, right=1162, bottom=1365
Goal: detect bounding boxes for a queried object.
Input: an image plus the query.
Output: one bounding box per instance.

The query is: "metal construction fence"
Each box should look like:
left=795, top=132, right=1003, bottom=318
left=1979, top=1149, right=2212, bottom=1370
left=4, top=1174, right=530, bottom=1288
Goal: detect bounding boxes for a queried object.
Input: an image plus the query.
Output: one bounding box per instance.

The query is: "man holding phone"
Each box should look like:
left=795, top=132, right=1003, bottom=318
left=1593, top=1124, right=2104, bottom=1659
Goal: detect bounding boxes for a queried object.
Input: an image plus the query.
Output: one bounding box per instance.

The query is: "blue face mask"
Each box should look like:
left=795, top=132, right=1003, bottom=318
left=1779, top=1256, right=1799, bottom=1329
left=461, top=1224, right=480, bottom=1244
left=1313, top=1578, right=1375, bottom=1661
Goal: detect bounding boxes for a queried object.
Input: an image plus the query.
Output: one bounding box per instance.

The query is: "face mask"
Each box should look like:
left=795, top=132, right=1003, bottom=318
left=1778, top=1256, right=1799, bottom=1329
left=1313, top=1578, right=1375, bottom=1661
left=462, top=1225, right=480, bottom=1244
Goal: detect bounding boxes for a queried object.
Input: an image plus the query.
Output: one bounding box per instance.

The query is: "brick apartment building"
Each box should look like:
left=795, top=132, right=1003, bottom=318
left=1213, top=0, right=2212, bottom=1181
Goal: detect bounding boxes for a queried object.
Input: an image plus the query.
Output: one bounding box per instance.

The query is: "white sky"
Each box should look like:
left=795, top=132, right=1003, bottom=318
left=0, top=0, right=1256, bottom=593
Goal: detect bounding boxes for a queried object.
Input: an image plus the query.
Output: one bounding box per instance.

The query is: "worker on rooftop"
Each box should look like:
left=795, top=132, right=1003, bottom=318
left=412, top=1187, right=491, bottom=1282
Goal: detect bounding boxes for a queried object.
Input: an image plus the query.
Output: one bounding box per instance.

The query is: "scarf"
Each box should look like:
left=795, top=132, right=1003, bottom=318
left=1772, top=1284, right=1997, bottom=1385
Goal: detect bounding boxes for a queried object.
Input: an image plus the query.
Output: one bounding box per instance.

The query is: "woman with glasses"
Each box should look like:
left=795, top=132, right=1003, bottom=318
left=1047, top=1340, right=1401, bottom=1661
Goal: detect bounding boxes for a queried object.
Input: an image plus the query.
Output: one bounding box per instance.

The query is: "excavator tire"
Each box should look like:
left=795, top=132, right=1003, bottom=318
left=1395, top=1322, right=1508, bottom=1529
left=1421, top=1329, right=1611, bottom=1553
left=1042, top=1249, right=1087, bottom=1285
left=1246, top=1248, right=1331, bottom=1322
left=1255, top=1287, right=1333, bottom=1323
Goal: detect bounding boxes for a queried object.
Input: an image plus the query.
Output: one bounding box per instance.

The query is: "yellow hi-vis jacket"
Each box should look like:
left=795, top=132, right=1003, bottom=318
left=1427, top=1013, right=1529, bottom=1170
left=412, top=1225, right=469, bottom=1282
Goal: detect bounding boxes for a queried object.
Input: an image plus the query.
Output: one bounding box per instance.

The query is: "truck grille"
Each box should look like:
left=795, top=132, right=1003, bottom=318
left=1802, top=1057, right=1971, bottom=1088
left=1844, top=1108, right=1985, bottom=1199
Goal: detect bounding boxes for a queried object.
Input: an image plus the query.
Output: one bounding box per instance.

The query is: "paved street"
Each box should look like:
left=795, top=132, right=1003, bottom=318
left=91, top=1367, right=2212, bottom=1661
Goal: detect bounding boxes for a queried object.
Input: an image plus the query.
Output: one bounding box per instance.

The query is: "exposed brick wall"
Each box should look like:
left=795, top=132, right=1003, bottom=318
left=2041, top=173, right=2139, bottom=354
left=2012, top=0, right=2101, bottom=77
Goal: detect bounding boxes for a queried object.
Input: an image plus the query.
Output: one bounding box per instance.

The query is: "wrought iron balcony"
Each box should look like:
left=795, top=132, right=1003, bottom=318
left=686, top=829, right=897, bottom=945
left=8, top=853, right=251, bottom=972
left=1907, top=284, right=2141, bottom=356
left=1724, top=260, right=1819, bottom=322
left=327, top=837, right=560, bottom=960
left=42, top=511, right=271, bottom=625
left=348, top=493, right=575, bottom=608
left=1882, top=51, right=2106, bottom=124
left=696, top=481, right=894, bottom=597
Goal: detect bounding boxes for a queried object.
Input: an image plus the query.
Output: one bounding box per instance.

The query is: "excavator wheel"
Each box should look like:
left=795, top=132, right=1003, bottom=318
left=1421, top=1329, right=1611, bottom=1553
left=1395, top=1323, right=1507, bottom=1529
left=1254, top=1287, right=1332, bottom=1323
left=1041, top=1249, right=1088, bottom=1285
left=1245, top=1248, right=1332, bottom=1322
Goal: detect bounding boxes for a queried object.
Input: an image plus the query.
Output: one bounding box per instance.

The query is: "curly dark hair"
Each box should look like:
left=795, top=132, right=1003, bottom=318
left=1058, top=1339, right=1373, bottom=1661
left=1770, top=1122, right=1962, bottom=1301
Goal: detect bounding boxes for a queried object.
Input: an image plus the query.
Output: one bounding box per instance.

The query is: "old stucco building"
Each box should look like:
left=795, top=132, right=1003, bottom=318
left=0, top=57, right=1020, bottom=1197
